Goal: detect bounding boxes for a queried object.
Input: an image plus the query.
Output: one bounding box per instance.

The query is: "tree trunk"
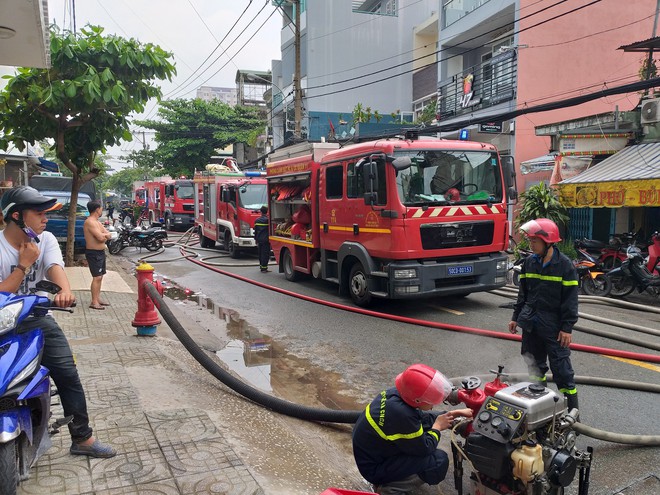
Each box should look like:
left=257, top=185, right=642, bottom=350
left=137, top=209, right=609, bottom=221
left=65, top=173, right=82, bottom=267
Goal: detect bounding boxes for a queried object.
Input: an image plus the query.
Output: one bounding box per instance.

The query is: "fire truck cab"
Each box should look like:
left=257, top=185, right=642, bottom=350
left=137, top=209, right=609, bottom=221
left=142, top=177, right=195, bottom=230
left=194, top=167, right=268, bottom=258
left=266, top=136, right=515, bottom=306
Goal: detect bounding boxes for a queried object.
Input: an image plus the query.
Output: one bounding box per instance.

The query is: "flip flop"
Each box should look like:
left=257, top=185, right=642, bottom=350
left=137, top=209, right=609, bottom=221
left=99, top=302, right=111, bottom=306
left=89, top=304, right=105, bottom=310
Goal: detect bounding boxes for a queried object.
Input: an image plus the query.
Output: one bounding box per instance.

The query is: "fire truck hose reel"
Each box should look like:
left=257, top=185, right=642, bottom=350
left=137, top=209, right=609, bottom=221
left=143, top=283, right=660, bottom=445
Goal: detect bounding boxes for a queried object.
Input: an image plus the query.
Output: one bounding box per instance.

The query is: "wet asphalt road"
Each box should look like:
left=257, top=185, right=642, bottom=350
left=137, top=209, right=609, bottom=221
left=119, top=242, right=660, bottom=495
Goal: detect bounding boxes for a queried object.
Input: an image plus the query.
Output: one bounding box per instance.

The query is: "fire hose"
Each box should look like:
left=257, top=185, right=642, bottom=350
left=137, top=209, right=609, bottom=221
left=144, top=283, right=660, bottom=446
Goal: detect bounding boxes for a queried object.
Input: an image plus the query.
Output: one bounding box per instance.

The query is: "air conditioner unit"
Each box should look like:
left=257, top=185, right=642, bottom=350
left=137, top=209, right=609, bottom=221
left=640, top=98, right=660, bottom=124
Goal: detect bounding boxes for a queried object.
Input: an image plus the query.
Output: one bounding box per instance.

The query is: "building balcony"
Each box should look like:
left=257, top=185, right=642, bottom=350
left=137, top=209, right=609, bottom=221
left=437, top=49, right=517, bottom=120
left=443, top=0, right=493, bottom=28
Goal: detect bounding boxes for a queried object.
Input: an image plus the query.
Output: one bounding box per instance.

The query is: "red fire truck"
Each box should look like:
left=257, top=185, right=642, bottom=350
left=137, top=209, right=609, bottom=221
left=193, top=168, right=268, bottom=257
left=136, top=178, right=196, bottom=230
left=266, top=134, right=516, bottom=306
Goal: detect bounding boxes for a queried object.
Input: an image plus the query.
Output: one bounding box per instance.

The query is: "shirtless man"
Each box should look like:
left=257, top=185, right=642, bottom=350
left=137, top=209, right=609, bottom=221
left=83, top=200, right=112, bottom=310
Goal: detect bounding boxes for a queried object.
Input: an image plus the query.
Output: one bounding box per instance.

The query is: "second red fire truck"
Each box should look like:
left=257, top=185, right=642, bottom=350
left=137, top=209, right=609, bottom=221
left=133, top=177, right=195, bottom=230
left=266, top=133, right=516, bottom=306
left=193, top=167, right=268, bottom=257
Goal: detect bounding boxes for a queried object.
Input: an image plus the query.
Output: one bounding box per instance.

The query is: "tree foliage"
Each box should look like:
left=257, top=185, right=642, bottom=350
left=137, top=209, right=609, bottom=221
left=0, top=25, right=175, bottom=264
left=515, top=181, right=569, bottom=229
left=137, top=98, right=265, bottom=177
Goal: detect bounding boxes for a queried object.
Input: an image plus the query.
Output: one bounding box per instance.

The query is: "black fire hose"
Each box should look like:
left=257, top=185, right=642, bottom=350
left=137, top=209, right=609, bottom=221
left=145, top=282, right=359, bottom=424
left=144, top=283, right=660, bottom=445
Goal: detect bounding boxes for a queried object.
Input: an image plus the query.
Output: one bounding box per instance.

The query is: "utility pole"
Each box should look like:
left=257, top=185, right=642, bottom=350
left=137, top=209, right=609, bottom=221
left=293, top=0, right=303, bottom=139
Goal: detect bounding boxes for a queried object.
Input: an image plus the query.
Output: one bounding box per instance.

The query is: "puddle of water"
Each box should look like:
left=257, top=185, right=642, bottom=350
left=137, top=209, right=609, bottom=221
left=155, top=276, right=362, bottom=411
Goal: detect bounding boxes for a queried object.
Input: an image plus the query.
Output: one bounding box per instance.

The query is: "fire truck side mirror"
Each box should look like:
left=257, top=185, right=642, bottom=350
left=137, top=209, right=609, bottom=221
left=392, top=156, right=412, bottom=171
left=501, top=155, right=518, bottom=203
left=362, top=160, right=379, bottom=206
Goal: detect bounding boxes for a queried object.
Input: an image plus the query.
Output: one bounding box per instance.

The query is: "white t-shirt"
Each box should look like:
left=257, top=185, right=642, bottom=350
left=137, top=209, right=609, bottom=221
left=0, top=230, right=64, bottom=295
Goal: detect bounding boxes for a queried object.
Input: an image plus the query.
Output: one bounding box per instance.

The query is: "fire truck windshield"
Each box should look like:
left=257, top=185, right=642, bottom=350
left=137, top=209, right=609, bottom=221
left=394, top=150, right=503, bottom=206
left=175, top=183, right=194, bottom=199
left=238, top=183, right=268, bottom=210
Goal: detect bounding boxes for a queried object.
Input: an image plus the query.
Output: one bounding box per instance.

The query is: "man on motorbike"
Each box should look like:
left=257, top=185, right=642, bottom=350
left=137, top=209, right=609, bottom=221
left=0, top=186, right=116, bottom=458
left=508, top=218, right=580, bottom=414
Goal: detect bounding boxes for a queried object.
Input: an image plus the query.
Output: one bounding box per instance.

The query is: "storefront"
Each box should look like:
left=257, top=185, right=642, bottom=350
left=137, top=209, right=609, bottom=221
left=557, top=142, right=660, bottom=241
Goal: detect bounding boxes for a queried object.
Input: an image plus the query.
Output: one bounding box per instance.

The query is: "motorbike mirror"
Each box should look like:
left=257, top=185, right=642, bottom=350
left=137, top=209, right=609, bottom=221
left=35, top=280, right=62, bottom=294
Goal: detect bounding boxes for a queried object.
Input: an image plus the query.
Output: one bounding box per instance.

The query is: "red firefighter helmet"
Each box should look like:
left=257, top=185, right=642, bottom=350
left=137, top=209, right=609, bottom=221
left=395, top=364, right=452, bottom=408
left=520, top=218, right=562, bottom=244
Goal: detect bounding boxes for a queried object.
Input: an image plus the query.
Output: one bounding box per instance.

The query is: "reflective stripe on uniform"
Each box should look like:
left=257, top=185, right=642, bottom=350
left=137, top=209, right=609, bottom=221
left=520, top=273, right=579, bottom=286
left=560, top=387, right=578, bottom=395
left=254, top=222, right=268, bottom=226
left=365, top=405, right=424, bottom=441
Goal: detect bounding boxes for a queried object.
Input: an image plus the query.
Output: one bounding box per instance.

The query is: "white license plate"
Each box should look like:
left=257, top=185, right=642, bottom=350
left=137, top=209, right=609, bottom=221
left=448, top=265, right=473, bottom=275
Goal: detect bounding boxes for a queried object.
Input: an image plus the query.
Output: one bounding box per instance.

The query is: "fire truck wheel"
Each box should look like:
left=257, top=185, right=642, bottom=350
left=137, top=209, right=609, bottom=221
left=348, top=262, right=372, bottom=306
left=199, top=235, right=214, bottom=249
left=224, top=233, right=240, bottom=259
left=283, top=249, right=300, bottom=281
left=165, top=215, right=173, bottom=231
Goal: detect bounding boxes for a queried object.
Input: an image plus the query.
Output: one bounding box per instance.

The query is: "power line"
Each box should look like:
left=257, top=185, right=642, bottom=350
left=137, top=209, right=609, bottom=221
left=304, top=0, right=546, bottom=82
left=305, top=0, right=603, bottom=99
left=165, top=1, right=271, bottom=100
left=163, top=0, right=255, bottom=99
left=305, top=0, right=577, bottom=93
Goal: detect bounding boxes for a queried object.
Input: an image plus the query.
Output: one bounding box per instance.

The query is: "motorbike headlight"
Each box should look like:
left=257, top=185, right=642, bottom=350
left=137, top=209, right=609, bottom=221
left=0, top=301, right=24, bottom=335
left=8, top=354, right=41, bottom=390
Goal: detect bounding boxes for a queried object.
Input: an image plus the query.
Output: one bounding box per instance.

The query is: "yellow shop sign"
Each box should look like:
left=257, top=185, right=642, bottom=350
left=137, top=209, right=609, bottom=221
left=558, top=180, right=660, bottom=208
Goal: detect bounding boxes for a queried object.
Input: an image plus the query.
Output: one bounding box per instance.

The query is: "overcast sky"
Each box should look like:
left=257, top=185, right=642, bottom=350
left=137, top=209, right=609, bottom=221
left=46, top=0, right=283, bottom=169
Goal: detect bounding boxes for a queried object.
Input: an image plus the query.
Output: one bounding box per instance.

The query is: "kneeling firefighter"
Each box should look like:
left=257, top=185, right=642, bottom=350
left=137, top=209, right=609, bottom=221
left=352, top=364, right=473, bottom=495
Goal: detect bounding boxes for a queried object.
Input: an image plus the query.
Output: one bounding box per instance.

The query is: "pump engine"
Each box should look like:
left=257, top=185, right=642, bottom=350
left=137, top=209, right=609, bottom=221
left=449, top=373, right=592, bottom=495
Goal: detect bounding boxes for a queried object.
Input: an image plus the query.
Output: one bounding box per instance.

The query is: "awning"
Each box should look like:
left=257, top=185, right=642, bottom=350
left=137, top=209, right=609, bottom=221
left=520, top=153, right=557, bottom=174
left=556, top=143, right=660, bottom=207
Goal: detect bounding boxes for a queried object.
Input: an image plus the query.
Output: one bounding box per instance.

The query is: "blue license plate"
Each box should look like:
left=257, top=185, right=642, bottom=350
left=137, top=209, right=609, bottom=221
left=448, top=265, right=473, bottom=275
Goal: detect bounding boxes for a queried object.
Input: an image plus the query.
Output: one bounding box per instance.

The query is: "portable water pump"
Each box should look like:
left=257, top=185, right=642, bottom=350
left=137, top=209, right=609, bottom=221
left=446, top=367, right=593, bottom=495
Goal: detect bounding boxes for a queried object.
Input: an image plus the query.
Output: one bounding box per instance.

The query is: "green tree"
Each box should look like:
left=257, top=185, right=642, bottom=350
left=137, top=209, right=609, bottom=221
left=0, top=25, right=175, bottom=265
left=137, top=98, right=265, bottom=177
left=416, top=98, right=438, bottom=125
left=102, top=165, right=160, bottom=198
left=515, top=182, right=573, bottom=256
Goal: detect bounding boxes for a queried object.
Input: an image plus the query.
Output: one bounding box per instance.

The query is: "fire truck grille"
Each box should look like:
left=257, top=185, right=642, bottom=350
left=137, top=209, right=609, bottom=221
left=182, top=204, right=194, bottom=212
left=420, top=221, right=494, bottom=250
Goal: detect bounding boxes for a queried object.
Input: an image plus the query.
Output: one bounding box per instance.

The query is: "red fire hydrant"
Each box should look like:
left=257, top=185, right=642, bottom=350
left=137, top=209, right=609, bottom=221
left=132, top=261, right=163, bottom=336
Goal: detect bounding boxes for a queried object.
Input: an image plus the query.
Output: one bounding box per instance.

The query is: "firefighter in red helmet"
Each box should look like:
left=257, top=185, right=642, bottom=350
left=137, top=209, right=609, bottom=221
left=352, top=364, right=473, bottom=495
left=508, top=218, right=580, bottom=414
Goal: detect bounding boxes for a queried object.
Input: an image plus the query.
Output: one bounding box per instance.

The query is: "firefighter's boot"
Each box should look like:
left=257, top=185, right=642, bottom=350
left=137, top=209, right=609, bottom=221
left=566, top=393, right=579, bottom=420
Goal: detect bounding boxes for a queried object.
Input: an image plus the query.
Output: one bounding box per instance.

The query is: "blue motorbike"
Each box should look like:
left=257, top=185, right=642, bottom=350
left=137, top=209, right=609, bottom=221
left=0, top=281, right=73, bottom=493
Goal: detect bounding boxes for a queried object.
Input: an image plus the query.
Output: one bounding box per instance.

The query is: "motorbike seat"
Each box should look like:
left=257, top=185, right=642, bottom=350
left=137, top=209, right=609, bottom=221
left=579, top=239, right=606, bottom=250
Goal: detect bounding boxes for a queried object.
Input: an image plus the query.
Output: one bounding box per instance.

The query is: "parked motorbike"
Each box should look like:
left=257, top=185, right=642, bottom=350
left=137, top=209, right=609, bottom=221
left=573, top=241, right=612, bottom=296
left=107, top=223, right=167, bottom=254
left=644, top=231, right=660, bottom=276
left=0, top=281, right=74, bottom=493
left=509, top=247, right=532, bottom=287
left=606, top=245, right=660, bottom=298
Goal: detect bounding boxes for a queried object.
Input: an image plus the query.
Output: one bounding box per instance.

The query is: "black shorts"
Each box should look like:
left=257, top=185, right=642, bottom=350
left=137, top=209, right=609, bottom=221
left=85, top=249, right=107, bottom=277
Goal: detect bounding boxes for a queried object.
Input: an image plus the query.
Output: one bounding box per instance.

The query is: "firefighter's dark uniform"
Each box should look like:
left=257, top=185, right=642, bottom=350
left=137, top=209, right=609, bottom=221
left=512, top=247, right=579, bottom=402
left=352, top=388, right=449, bottom=487
left=253, top=213, right=270, bottom=272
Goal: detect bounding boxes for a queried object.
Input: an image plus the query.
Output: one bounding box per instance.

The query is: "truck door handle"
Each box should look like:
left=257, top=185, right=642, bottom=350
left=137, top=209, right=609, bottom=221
left=353, top=224, right=359, bottom=235
left=323, top=223, right=328, bottom=233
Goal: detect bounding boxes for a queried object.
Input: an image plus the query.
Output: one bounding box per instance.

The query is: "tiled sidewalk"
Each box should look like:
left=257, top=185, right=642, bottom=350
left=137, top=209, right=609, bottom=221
left=17, top=273, right=263, bottom=495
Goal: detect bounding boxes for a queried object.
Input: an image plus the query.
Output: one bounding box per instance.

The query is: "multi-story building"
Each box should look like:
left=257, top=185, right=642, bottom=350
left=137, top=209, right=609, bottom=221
left=271, top=0, right=437, bottom=146
left=272, top=0, right=656, bottom=198
left=196, top=85, right=238, bottom=106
